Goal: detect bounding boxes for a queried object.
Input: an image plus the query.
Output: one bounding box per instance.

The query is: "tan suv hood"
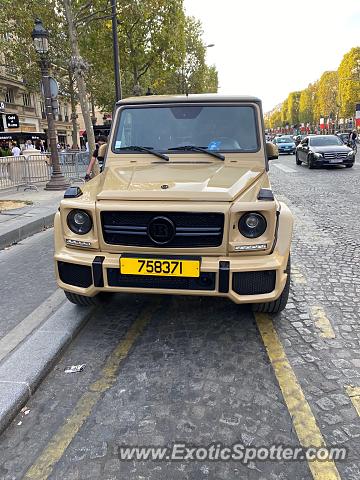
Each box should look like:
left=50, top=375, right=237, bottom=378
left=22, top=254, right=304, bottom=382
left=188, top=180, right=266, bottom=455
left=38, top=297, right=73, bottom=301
left=96, top=162, right=265, bottom=202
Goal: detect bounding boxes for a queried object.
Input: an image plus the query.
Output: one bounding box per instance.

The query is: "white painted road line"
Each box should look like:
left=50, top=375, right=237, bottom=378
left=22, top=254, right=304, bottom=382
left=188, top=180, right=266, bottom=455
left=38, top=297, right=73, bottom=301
left=272, top=163, right=298, bottom=173
left=0, top=289, right=65, bottom=363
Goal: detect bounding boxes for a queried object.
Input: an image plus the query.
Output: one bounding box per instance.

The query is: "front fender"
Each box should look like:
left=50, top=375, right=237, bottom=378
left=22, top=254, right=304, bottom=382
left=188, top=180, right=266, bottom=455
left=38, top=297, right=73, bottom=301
left=275, top=202, right=293, bottom=257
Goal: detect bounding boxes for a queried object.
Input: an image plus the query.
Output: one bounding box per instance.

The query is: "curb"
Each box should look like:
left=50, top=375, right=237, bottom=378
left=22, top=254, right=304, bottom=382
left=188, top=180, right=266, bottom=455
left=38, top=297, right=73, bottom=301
left=0, top=211, right=56, bottom=250
left=0, top=302, right=94, bottom=434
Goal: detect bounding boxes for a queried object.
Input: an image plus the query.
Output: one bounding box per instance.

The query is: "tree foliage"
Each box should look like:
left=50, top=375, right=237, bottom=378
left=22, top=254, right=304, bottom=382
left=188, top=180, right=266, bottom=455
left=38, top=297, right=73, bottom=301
left=338, top=47, right=360, bottom=117
left=286, top=91, right=301, bottom=125
left=0, top=0, right=218, bottom=115
left=313, top=71, right=338, bottom=119
left=298, top=82, right=317, bottom=124
left=266, top=46, right=360, bottom=129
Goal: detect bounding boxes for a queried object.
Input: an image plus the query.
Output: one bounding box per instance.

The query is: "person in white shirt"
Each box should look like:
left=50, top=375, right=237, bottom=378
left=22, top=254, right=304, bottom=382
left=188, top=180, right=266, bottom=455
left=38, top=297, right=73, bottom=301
left=23, top=140, right=35, bottom=151
left=11, top=142, right=21, bottom=157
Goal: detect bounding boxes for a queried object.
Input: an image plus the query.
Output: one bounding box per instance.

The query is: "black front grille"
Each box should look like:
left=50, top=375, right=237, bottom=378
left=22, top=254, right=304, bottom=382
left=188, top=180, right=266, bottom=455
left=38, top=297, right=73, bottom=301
left=107, top=269, right=216, bottom=290
left=323, top=151, right=348, bottom=160
left=232, top=270, right=276, bottom=295
left=101, top=211, right=224, bottom=248
left=58, top=262, right=93, bottom=288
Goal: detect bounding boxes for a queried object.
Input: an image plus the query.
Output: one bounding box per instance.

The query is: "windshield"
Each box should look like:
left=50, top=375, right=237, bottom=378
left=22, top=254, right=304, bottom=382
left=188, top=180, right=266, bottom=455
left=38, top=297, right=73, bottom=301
left=276, top=137, right=294, bottom=144
left=113, top=105, right=259, bottom=153
left=310, top=136, right=343, bottom=147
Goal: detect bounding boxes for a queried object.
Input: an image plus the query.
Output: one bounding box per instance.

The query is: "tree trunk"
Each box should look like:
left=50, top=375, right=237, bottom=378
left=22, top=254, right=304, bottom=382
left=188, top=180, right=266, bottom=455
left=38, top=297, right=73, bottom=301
left=63, top=0, right=98, bottom=174
left=68, top=70, right=79, bottom=148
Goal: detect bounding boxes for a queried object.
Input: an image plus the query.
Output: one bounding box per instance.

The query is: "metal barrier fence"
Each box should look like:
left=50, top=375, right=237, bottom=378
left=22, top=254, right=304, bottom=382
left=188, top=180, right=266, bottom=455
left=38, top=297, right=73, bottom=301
left=59, top=151, right=89, bottom=183
left=0, top=152, right=89, bottom=191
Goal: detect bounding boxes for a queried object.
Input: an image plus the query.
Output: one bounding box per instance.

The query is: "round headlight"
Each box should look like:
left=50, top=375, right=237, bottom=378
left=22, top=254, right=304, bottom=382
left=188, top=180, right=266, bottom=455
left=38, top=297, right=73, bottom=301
left=238, top=212, right=267, bottom=238
left=67, top=209, right=92, bottom=235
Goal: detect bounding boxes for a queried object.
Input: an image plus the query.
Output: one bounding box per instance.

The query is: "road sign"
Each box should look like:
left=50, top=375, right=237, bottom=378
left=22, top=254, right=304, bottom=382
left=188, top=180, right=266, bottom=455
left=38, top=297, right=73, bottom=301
left=40, top=77, right=59, bottom=98
left=0, top=101, right=5, bottom=113
left=5, top=114, right=19, bottom=128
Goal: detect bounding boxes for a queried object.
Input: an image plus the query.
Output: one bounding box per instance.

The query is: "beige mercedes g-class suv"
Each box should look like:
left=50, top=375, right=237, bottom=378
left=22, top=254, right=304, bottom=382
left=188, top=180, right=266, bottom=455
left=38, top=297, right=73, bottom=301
left=54, top=94, right=292, bottom=313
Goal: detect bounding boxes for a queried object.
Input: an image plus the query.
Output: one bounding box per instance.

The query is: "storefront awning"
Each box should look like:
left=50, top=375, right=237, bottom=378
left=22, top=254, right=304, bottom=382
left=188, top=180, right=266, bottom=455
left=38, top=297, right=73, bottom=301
left=0, top=132, right=47, bottom=142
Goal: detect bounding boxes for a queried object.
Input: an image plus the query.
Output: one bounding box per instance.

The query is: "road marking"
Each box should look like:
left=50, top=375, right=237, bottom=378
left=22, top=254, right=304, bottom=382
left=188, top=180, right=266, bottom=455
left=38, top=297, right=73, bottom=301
left=24, top=300, right=160, bottom=480
left=345, top=386, right=360, bottom=416
left=272, top=163, right=298, bottom=173
left=311, top=306, right=336, bottom=339
left=0, top=289, right=65, bottom=362
left=256, top=313, right=341, bottom=480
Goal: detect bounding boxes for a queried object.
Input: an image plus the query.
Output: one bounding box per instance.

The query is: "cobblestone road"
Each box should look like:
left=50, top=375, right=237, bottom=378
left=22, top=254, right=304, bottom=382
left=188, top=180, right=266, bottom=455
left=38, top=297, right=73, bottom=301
left=0, top=155, right=359, bottom=480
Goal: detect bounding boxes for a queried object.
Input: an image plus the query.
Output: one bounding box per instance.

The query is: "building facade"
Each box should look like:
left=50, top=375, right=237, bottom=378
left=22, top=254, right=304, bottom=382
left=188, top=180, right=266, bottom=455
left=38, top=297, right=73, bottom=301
left=0, top=66, right=74, bottom=148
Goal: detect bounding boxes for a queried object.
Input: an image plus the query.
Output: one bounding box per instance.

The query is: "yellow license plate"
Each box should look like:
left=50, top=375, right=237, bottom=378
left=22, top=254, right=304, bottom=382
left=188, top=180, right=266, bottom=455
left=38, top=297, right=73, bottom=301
left=120, top=257, right=200, bottom=277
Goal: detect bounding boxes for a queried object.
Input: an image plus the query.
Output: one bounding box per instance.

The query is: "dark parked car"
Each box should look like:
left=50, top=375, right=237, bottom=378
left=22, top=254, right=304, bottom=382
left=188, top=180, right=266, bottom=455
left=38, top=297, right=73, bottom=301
left=273, top=136, right=296, bottom=154
left=296, top=135, right=355, bottom=169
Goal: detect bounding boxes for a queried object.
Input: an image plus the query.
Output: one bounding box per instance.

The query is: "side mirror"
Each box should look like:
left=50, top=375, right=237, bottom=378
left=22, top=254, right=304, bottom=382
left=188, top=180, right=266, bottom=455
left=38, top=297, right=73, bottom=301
left=266, top=141, right=278, bottom=160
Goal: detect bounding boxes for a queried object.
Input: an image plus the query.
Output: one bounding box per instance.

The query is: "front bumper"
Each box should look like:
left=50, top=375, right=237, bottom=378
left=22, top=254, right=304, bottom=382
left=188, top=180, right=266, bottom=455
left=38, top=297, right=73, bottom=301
left=278, top=148, right=295, bottom=154
left=55, top=249, right=289, bottom=305
left=315, top=158, right=354, bottom=166
left=54, top=201, right=293, bottom=305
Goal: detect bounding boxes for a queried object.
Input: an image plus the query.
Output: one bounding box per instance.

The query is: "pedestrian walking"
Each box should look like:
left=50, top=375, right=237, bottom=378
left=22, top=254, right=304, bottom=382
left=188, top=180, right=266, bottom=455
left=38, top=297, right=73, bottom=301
left=85, top=135, right=107, bottom=180
left=348, top=129, right=358, bottom=149
left=97, top=135, right=108, bottom=170
left=11, top=142, right=21, bottom=157
left=35, top=140, right=45, bottom=153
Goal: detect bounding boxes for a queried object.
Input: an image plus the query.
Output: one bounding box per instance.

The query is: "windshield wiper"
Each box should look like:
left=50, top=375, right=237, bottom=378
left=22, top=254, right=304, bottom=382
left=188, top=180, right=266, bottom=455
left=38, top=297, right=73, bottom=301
left=117, top=145, right=169, bottom=161
left=168, top=145, right=225, bottom=160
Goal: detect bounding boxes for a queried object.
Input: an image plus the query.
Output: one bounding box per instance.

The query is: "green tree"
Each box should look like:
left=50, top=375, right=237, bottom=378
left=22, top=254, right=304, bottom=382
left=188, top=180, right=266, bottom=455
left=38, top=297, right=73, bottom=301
left=338, top=47, right=360, bottom=117
left=268, top=109, right=281, bottom=129
left=299, top=82, right=318, bottom=124
left=1, top=0, right=218, bottom=121
left=314, top=71, right=338, bottom=120
left=286, top=91, right=301, bottom=125
left=0, top=0, right=65, bottom=90
left=281, top=98, right=289, bottom=126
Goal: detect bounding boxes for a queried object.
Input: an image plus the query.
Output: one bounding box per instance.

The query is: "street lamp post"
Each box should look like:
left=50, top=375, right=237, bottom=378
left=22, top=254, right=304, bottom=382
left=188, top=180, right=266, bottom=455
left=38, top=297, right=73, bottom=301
left=32, top=18, right=68, bottom=190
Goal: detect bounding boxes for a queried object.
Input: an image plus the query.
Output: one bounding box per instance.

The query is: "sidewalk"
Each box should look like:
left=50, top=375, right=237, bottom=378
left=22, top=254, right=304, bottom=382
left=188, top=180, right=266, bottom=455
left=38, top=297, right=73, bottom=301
left=0, top=185, right=64, bottom=250
left=0, top=188, right=94, bottom=434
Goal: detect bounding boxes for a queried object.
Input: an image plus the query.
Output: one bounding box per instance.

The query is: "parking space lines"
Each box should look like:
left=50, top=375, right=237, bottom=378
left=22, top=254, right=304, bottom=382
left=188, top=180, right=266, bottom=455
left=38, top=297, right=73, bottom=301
left=311, top=306, right=336, bottom=339
left=24, top=300, right=160, bottom=480
left=345, top=386, right=360, bottom=417
left=256, top=313, right=341, bottom=480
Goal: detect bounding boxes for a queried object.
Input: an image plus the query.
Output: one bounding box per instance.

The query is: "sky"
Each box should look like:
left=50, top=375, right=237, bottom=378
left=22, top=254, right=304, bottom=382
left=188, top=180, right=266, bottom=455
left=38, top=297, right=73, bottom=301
left=183, top=0, right=360, bottom=112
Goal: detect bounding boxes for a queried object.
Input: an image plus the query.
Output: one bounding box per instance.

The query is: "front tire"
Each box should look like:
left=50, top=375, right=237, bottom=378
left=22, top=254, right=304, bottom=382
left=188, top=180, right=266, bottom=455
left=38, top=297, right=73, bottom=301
left=307, top=156, right=314, bottom=169
left=252, top=256, right=291, bottom=314
left=345, top=164, right=354, bottom=168
left=295, top=153, right=302, bottom=165
left=64, top=291, right=99, bottom=306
